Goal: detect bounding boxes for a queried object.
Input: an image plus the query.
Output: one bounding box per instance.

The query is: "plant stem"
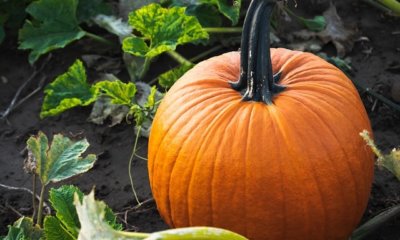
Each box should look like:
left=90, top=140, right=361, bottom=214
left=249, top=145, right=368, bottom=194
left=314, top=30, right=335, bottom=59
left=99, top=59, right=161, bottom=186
left=166, top=51, right=193, bottom=66
left=231, top=0, right=284, bottom=104
left=377, top=0, right=400, bottom=15
left=128, top=126, right=142, bottom=206
left=36, top=184, right=46, bottom=226
left=203, top=27, right=242, bottom=33
left=189, top=45, right=224, bottom=63
left=32, top=175, right=37, bottom=221
left=84, top=32, right=115, bottom=46
left=139, top=57, right=152, bottom=80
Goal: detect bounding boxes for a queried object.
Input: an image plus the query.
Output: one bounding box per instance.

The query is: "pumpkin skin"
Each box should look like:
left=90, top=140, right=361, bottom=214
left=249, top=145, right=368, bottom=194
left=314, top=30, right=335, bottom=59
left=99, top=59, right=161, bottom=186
left=148, top=48, right=374, bottom=240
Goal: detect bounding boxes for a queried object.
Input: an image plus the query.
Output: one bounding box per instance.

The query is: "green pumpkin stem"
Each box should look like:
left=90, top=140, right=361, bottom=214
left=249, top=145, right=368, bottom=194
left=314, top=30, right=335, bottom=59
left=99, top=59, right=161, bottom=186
left=231, top=0, right=284, bottom=104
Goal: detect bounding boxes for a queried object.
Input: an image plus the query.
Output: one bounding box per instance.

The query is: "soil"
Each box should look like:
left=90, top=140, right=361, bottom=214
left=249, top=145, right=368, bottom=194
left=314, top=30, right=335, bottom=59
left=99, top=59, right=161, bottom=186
left=0, top=1, right=400, bottom=239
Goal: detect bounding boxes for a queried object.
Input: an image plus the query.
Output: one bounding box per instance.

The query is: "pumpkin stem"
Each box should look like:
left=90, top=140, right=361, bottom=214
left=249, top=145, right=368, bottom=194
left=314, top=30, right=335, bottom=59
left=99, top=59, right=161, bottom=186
left=231, top=0, right=284, bottom=104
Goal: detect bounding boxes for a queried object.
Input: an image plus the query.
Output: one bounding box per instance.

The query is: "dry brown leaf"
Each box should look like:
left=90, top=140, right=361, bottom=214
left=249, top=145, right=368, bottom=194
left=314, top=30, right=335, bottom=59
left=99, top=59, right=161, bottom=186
left=317, top=4, right=357, bottom=57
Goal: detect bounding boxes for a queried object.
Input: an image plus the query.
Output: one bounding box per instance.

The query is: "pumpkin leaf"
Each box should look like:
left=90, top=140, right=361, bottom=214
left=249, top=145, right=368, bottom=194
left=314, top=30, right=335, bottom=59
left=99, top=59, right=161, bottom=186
left=48, top=186, right=84, bottom=237
left=122, top=3, right=209, bottom=58
left=173, top=0, right=241, bottom=25
left=360, top=130, right=400, bottom=180
left=18, top=0, right=86, bottom=64
left=43, top=216, right=75, bottom=240
left=75, top=190, right=248, bottom=240
left=75, top=190, right=131, bottom=240
left=171, top=2, right=222, bottom=27
left=26, top=131, right=97, bottom=186
left=94, top=80, right=137, bottom=106
left=44, top=186, right=121, bottom=240
left=2, top=217, right=42, bottom=240
left=40, top=59, right=99, bottom=118
left=158, top=63, right=194, bottom=89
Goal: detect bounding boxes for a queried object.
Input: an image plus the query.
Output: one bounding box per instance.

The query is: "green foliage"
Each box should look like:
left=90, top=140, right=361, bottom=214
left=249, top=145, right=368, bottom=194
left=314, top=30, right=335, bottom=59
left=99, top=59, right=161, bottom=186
left=158, top=63, right=194, bottom=89
left=26, top=131, right=97, bottom=185
left=75, top=190, right=248, bottom=240
left=122, top=3, right=209, bottom=58
left=301, top=15, right=326, bottom=32
left=48, top=186, right=84, bottom=237
left=44, top=216, right=75, bottom=240
left=40, top=60, right=98, bottom=118
left=95, top=80, right=137, bottom=105
left=172, top=0, right=242, bottom=25
left=18, top=0, right=110, bottom=64
left=2, top=217, right=42, bottom=240
left=18, top=0, right=86, bottom=64
left=0, top=0, right=31, bottom=44
left=44, top=185, right=121, bottom=240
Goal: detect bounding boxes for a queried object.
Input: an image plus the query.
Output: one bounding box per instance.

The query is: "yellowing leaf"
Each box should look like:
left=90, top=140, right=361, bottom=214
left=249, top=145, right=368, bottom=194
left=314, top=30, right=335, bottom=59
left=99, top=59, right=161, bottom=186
left=95, top=80, right=137, bottom=106
left=40, top=60, right=99, bottom=118
left=122, top=3, right=208, bottom=58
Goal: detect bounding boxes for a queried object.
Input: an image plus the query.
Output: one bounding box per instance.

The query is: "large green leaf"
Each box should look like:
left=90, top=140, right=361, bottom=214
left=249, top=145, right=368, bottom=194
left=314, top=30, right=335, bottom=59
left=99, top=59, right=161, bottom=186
left=173, top=0, right=241, bottom=25
left=48, top=186, right=84, bottom=237
left=18, top=0, right=86, bottom=64
left=41, top=59, right=98, bottom=118
left=44, top=217, right=75, bottom=240
left=26, top=132, right=97, bottom=185
left=122, top=3, right=208, bottom=58
left=95, top=80, right=137, bottom=106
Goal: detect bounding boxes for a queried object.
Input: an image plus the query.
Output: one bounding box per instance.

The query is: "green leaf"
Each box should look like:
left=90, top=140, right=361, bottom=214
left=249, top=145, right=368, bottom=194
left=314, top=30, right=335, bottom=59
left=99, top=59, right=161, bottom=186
left=75, top=191, right=132, bottom=240
left=26, top=131, right=97, bottom=185
left=301, top=15, right=326, bottom=32
left=122, top=37, right=150, bottom=57
left=171, top=2, right=222, bottom=27
left=41, top=59, right=99, bottom=118
left=49, top=186, right=84, bottom=237
left=172, top=0, right=241, bottom=25
left=2, top=217, right=42, bottom=240
left=351, top=205, right=400, bottom=240
left=210, top=0, right=241, bottom=25
left=76, top=0, right=111, bottom=23
left=18, top=0, right=86, bottom=64
left=1, top=226, right=24, bottom=240
left=122, top=3, right=208, bottom=58
left=95, top=80, right=137, bottom=106
left=145, top=86, right=158, bottom=108
left=44, top=216, right=75, bottom=240
left=158, top=63, right=194, bottom=89
left=75, top=190, right=247, bottom=240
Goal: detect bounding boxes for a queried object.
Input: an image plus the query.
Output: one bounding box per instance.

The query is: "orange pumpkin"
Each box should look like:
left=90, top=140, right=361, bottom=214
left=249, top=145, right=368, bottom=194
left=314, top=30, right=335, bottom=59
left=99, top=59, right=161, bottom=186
left=148, top=1, right=374, bottom=239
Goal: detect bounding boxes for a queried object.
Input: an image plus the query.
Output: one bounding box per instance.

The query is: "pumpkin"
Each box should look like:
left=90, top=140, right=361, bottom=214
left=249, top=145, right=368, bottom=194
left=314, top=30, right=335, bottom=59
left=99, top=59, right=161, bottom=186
left=148, top=0, right=374, bottom=239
